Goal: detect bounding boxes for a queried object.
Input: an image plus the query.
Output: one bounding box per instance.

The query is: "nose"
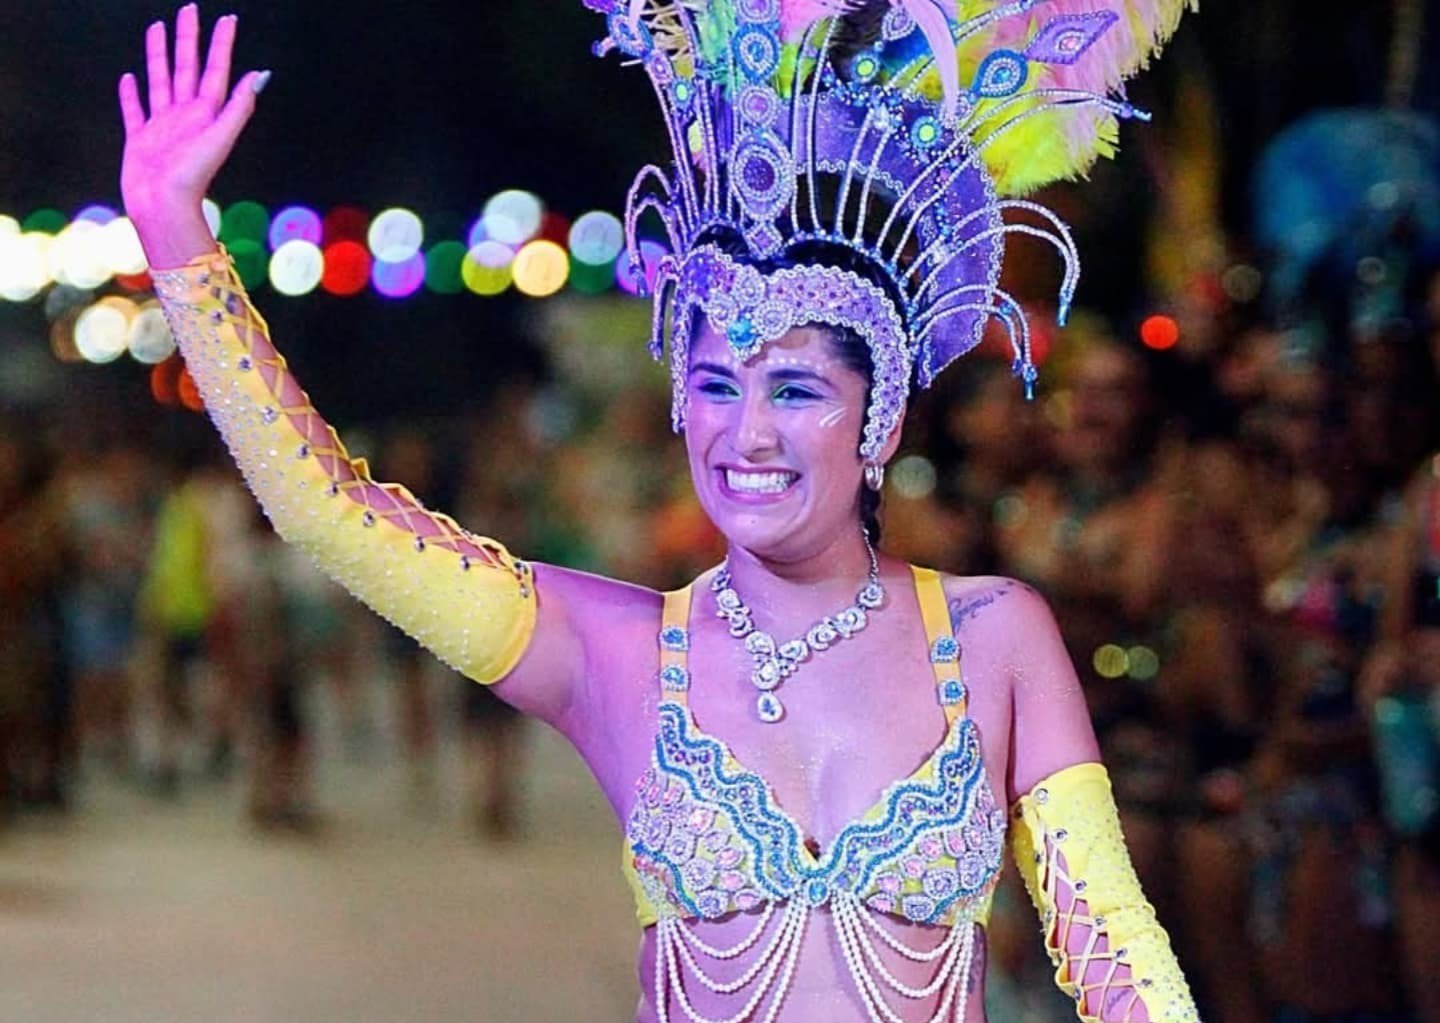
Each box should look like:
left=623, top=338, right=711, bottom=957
left=733, top=389, right=779, bottom=458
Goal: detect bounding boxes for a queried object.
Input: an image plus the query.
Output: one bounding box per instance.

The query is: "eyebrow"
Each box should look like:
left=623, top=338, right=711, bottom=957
left=688, top=361, right=833, bottom=388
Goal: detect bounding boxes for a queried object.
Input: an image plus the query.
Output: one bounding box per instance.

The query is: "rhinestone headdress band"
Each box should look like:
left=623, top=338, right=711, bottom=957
left=586, top=0, right=1193, bottom=458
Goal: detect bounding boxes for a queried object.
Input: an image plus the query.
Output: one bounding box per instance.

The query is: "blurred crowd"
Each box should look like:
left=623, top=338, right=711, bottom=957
left=1, top=259, right=1439, bottom=1023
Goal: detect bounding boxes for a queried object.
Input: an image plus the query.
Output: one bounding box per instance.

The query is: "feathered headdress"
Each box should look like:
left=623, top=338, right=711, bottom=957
left=586, top=0, right=1193, bottom=460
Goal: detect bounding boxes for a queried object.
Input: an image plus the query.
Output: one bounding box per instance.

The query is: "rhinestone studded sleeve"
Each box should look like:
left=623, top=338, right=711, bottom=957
left=151, top=248, right=536, bottom=684
left=1011, top=763, right=1199, bottom=1023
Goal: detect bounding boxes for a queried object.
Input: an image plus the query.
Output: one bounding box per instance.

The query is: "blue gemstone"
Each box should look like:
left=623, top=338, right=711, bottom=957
left=806, top=879, right=830, bottom=905
left=728, top=317, right=758, bottom=352
left=931, top=637, right=959, bottom=663
left=660, top=625, right=689, bottom=651
left=661, top=665, right=691, bottom=692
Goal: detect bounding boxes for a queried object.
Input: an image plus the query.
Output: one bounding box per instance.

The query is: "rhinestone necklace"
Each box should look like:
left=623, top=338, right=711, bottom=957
left=710, top=533, right=886, bottom=724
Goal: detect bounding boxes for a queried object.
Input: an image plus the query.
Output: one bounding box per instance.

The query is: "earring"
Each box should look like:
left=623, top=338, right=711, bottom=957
left=864, top=462, right=885, bottom=492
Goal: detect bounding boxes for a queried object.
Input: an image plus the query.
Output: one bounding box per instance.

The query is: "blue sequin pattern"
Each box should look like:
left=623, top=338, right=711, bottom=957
left=626, top=702, right=1006, bottom=926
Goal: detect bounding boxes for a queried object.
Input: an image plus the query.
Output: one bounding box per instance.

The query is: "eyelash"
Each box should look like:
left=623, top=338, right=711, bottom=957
left=695, top=381, right=820, bottom=404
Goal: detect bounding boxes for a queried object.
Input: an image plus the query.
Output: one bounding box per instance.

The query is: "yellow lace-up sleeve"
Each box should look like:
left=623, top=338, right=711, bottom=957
left=1011, top=763, right=1199, bottom=1023
left=151, top=247, right=536, bottom=684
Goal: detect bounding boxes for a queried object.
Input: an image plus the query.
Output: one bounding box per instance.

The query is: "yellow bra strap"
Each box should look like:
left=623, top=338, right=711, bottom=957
left=658, top=584, right=695, bottom=706
left=911, top=566, right=967, bottom=724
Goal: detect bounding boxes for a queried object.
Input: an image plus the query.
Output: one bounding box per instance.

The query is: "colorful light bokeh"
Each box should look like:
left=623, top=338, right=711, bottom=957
left=3, top=195, right=638, bottom=309
left=372, top=251, right=427, bottom=299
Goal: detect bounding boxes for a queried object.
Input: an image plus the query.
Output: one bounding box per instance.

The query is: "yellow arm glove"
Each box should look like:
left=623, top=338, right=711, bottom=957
left=1011, top=763, right=1200, bottom=1023
left=152, top=248, right=536, bottom=684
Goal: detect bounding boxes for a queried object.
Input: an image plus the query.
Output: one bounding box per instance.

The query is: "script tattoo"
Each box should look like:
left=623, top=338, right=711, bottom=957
left=947, top=580, right=1024, bottom=630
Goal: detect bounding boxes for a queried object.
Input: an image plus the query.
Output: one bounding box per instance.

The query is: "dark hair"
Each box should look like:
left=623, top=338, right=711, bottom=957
left=691, top=227, right=893, bottom=543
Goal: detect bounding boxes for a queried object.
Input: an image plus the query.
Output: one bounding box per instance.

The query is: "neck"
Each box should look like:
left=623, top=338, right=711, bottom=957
left=723, top=527, right=877, bottom=608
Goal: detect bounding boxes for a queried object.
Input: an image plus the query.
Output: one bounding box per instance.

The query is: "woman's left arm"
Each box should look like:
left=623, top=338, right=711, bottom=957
left=1002, top=584, right=1200, bottom=1023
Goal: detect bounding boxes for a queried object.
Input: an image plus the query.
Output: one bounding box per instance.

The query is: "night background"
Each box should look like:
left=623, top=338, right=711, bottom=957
left=2, top=3, right=1440, bottom=1022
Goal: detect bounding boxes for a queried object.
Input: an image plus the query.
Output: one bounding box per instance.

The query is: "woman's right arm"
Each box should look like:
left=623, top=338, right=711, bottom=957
left=120, top=7, right=591, bottom=726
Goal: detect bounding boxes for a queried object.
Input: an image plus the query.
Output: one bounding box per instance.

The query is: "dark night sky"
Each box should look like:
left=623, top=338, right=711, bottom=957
left=1, top=2, right=1433, bottom=423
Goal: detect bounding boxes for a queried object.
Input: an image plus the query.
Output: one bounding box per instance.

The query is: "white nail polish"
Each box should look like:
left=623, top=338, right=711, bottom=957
left=251, top=70, right=272, bottom=95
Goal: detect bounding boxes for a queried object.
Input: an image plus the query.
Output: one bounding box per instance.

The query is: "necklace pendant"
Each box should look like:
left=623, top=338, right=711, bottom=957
left=753, top=658, right=782, bottom=691
left=756, top=691, right=785, bottom=723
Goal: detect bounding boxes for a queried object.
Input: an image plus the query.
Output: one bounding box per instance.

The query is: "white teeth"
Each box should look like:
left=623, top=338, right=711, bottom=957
left=725, top=469, right=797, bottom=495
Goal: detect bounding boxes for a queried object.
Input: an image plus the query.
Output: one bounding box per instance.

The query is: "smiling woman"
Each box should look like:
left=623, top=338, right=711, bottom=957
left=118, top=2, right=1198, bottom=1021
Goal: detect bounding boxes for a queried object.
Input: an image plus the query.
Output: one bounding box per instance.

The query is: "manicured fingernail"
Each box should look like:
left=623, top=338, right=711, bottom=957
left=251, top=70, right=272, bottom=95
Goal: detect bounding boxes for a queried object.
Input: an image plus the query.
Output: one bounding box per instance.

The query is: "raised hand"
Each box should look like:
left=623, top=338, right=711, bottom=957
left=118, top=4, right=267, bottom=268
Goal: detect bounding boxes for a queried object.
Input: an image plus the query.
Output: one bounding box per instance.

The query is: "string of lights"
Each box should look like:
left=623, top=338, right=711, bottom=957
left=0, top=191, right=665, bottom=371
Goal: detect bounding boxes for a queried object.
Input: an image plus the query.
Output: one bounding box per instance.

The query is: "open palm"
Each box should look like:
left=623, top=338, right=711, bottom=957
left=119, top=5, right=264, bottom=219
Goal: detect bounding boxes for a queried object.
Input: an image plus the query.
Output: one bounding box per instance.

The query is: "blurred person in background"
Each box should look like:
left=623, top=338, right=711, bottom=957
left=114, top=6, right=1201, bottom=1022
left=1244, top=346, right=1403, bottom=1022
left=135, top=446, right=218, bottom=798
left=993, top=324, right=1177, bottom=896
left=0, top=424, right=70, bottom=816
left=885, top=356, right=1041, bottom=576
left=1362, top=267, right=1440, bottom=1023
left=245, top=514, right=321, bottom=833
left=57, top=443, right=151, bottom=777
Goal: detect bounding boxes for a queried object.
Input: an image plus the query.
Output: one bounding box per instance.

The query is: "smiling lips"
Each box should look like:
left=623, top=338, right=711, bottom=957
left=722, top=467, right=799, bottom=498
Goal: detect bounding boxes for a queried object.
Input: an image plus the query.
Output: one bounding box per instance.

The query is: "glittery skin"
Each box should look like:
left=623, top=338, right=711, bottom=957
left=151, top=249, right=536, bottom=684
left=1012, top=764, right=1200, bottom=1023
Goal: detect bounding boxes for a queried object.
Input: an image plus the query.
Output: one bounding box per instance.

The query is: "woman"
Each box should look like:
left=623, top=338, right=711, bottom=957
left=119, top=4, right=1196, bottom=1021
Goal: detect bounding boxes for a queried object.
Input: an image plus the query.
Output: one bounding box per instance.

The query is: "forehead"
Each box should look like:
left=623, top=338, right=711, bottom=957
left=689, top=318, right=838, bottom=369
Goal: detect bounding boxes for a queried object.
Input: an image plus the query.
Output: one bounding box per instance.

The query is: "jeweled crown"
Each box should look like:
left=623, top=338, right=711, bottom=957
left=585, top=0, right=1192, bottom=459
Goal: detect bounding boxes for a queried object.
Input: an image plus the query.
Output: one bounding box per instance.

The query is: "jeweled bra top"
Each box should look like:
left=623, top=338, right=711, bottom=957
left=623, top=567, right=1006, bottom=1021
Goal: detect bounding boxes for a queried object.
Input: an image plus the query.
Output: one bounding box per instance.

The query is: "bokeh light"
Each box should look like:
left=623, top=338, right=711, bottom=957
left=513, top=240, right=569, bottom=298
left=462, top=241, right=515, bottom=296
left=270, top=239, right=324, bottom=296
left=50, top=316, right=82, bottom=363
left=372, top=252, right=426, bottom=299
left=1140, top=314, right=1180, bottom=351
left=270, top=205, right=323, bottom=249
left=51, top=221, right=111, bottom=289
left=229, top=239, right=269, bottom=291
left=1126, top=645, right=1161, bottom=681
left=482, top=190, right=543, bottom=247
left=150, top=357, right=182, bottom=406
left=568, top=257, right=616, bottom=295
left=75, top=203, right=119, bottom=227
left=1092, top=644, right=1130, bottom=680
left=891, top=455, right=938, bottom=499
left=220, top=200, right=270, bottom=245
left=127, top=302, right=176, bottom=364
left=615, top=239, right=668, bottom=296
left=0, top=215, right=19, bottom=238
left=465, top=217, right=492, bottom=250
left=75, top=300, right=132, bottom=364
left=23, top=208, right=66, bottom=234
left=538, top=211, right=570, bottom=246
left=177, top=366, right=205, bottom=412
left=569, top=211, right=624, bottom=266
left=100, top=217, right=148, bottom=276
left=323, top=206, right=369, bottom=245
left=367, top=208, right=424, bottom=262
left=322, top=241, right=372, bottom=296
left=424, top=241, right=467, bottom=295
left=0, top=231, right=53, bottom=302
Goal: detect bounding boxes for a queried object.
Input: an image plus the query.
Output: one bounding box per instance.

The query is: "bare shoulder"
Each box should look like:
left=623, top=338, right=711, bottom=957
left=937, top=573, right=1052, bottom=637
